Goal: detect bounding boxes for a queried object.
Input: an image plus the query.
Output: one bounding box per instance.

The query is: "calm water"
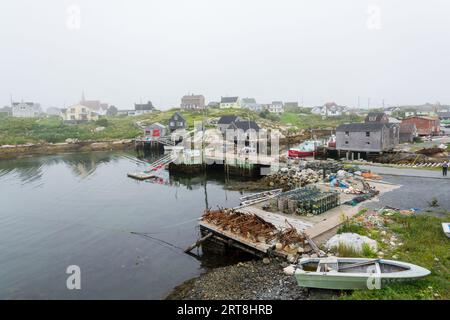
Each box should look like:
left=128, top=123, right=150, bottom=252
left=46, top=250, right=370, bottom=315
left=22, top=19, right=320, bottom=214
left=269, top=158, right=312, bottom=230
left=0, top=151, right=245, bottom=299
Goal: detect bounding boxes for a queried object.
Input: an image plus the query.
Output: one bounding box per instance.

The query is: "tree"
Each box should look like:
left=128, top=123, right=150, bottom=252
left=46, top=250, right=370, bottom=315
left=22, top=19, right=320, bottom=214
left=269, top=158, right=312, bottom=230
left=107, top=105, right=118, bottom=116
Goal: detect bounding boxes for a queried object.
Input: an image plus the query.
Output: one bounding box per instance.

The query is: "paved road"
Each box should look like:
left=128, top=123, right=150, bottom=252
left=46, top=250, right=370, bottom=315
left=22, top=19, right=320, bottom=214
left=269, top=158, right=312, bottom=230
left=359, top=164, right=448, bottom=179
left=363, top=175, right=450, bottom=211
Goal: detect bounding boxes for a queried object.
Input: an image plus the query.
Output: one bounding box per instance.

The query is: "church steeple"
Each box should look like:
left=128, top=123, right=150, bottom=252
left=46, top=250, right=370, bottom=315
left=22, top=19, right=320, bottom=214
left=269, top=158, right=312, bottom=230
left=81, top=90, right=86, bottom=103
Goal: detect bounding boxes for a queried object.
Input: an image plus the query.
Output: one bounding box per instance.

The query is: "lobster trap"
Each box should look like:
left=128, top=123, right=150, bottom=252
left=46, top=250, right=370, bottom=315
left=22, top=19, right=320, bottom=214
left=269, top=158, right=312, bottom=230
left=276, top=186, right=340, bottom=215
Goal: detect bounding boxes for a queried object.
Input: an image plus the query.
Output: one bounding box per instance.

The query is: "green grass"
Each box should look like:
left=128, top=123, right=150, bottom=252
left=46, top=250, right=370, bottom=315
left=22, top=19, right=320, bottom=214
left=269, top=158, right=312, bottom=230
left=0, top=115, right=140, bottom=145
left=280, top=112, right=364, bottom=130
left=341, top=211, right=450, bottom=300
left=0, top=108, right=365, bottom=145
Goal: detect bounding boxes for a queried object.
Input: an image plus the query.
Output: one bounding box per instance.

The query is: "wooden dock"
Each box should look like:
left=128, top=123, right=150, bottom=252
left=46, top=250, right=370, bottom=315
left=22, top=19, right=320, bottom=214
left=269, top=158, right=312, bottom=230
left=194, top=180, right=401, bottom=259
left=127, top=171, right=156, bottom=180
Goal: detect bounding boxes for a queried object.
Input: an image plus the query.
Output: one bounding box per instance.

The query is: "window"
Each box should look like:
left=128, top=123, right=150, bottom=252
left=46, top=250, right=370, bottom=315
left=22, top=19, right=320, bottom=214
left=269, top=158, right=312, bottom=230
left=345, top=131, right=349, bottom=136
left=170, top=121, right=174, bottom=126
left=345, top=141, right=349, bottom=144
left=366, top=142, right=370, bottom=145
left=178, top=122, right=183, bottom=126
left=366, top=131, right=370, bottom=137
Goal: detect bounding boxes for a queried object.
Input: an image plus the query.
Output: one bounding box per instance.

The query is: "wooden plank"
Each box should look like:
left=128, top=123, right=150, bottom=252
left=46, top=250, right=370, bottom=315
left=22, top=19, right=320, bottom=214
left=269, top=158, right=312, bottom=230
left=184, top=233, right=213, bottom=253
left=304, top=233, right=323, bottom=257
left=238, top=206, right=313, bottom=232
left=199, top=221, right=272, bottom=253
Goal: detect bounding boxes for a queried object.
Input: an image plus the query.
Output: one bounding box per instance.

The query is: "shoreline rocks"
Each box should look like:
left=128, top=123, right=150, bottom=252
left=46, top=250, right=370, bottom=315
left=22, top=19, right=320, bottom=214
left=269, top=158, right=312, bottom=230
left=0, top=139, right=134, bottom=160
left=165, top=259, right=309, bottom=300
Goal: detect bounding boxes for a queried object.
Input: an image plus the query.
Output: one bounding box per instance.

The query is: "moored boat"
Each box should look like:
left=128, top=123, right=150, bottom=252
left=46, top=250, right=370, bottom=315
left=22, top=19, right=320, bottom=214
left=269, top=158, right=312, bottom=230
left=288, top=140, right=321, bottom=158
left=295, top=257, right=430, bottom=290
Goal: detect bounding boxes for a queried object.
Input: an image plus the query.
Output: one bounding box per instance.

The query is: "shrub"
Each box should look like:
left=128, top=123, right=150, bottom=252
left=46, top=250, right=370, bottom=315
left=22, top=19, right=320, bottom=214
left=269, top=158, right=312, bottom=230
left=95, top=118, right=109, bottom=127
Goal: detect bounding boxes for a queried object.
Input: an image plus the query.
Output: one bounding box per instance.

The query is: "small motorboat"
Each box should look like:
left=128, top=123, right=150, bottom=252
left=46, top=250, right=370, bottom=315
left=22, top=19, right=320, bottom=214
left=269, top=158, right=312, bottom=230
left=295, top=257, right=430, bottom=290
left=288, top=140, right=321, bottom=158
left=442, top=223, right=450, bottom=238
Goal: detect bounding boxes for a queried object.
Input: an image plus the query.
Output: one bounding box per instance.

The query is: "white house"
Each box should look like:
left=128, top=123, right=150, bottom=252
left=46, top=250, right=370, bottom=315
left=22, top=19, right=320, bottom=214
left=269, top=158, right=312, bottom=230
left=220, top=96, right=241, bottom=109
left=312, top=102, right=348, bottom=117
left=11, top=101, right=42, bottom=118
left=268, top=101, right=284, bottom=114
left=241, top=98, right=263, bottom=112
left=63, top=104, right=99, bottom=122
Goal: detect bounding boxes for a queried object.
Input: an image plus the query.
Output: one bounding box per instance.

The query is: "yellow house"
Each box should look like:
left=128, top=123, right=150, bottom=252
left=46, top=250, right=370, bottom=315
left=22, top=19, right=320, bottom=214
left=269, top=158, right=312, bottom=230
left=220, top=96, right=241, bottom=109
left=63, top=104, right=99, bottom=122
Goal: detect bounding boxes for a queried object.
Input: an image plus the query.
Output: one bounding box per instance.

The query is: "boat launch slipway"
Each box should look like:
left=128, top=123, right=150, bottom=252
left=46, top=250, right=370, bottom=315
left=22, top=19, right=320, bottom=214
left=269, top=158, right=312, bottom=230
left=295, top=257, right=430, bottom=290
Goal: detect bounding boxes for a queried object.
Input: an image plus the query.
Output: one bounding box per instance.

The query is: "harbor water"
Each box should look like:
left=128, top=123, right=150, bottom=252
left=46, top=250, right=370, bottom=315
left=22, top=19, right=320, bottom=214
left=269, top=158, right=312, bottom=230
left=0, top=151, right=246, bottom=299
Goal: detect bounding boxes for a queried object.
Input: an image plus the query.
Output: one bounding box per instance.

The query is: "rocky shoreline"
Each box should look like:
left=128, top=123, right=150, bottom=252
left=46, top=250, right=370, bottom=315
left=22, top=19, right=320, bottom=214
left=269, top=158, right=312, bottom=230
left=0, top=139, right=135, bottom=160
left=165, top=259, right=310, bottom=300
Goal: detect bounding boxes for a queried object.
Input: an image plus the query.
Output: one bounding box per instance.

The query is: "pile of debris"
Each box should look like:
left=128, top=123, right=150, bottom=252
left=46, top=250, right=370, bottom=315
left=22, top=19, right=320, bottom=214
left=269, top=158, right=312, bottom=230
left=328, top=170, right=376, bottom=195
left=416, top=147, right=447, bottom=157
left=263, top=168, right=320, bottom=191
left=378, top=151, right=446, bottom=164
left=303, top=160, right=344, bottom=172
left=202, top=209, right=277, bottom=243
left=274, top=227, right=306, bottom=261
left=201, top=209, right=307, bottom=261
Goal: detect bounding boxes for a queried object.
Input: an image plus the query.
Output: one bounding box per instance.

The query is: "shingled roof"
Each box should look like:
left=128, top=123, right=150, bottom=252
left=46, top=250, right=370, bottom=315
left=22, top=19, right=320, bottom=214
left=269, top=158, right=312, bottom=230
left=365, top=112, right=387, bottom=122
left=218, top=115, right=240, bottom=124
left=336, top=123, right=387, bottom=132
left=228, top=120, right=261, bottom=131
left=221, top=96, right=239, bottom=103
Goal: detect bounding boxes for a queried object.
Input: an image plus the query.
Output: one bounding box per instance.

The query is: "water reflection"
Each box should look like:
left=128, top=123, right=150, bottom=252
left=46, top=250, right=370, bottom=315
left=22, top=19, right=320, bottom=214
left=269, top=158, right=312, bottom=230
left=0, top=150, right=247, bottom=196
left=0, top=150, right=246, bottom=299
left=0, top=152, right=124, bottom=183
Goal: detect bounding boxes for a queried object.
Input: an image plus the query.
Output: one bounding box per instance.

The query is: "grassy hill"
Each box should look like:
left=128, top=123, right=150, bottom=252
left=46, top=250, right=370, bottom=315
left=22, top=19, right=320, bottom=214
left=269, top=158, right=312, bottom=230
left=0, top=109, right=363, bottom=145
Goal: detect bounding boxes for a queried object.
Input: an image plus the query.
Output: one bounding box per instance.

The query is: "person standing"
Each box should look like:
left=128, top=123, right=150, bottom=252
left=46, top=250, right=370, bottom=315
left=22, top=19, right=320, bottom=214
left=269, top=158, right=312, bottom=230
left=442, top=161, right=448, bottom=177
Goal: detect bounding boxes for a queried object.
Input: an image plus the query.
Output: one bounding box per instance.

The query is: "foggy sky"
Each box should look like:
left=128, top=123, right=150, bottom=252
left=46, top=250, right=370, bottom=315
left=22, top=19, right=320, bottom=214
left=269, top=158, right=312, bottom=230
left=1, top=0, right=449, bottom=110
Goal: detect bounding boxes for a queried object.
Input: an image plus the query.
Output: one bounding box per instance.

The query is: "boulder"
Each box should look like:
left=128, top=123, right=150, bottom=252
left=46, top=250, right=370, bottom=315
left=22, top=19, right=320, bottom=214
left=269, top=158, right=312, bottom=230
left=325, top=232, right=378, bottom=254
left=283, top=265, right=296, bottom=275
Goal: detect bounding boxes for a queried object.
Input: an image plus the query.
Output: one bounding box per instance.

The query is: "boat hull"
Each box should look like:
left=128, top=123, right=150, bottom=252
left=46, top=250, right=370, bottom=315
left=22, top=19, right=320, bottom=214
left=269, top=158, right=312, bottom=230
left=295, top=257, right=430, bottom=290
left=295, top=273, right=409, bottom=290
left=288, top=149, right=315, bottom=158
left=442, top=223, right=450, bottom=238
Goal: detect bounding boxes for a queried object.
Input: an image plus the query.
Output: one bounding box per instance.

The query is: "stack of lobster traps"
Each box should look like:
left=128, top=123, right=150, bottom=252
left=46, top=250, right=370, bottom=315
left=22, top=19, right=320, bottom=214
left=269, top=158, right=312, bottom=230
left=276, top=186, right=340, bottom=215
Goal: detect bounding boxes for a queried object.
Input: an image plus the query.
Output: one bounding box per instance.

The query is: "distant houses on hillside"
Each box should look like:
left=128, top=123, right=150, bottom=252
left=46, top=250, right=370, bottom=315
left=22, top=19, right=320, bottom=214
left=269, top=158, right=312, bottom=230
left=11, top=101, right=42, bottom=118
left=181, top=94, right=205, bottom=110
left=220, top=96, right=241, bottom=109
left=312, top=102, right=348, bottom=117
left=80, top=93, right=109, bottom=116
left=241, top=98, right=263, bottom=112
left=268, top=101, right=284, bottom=114
left=117, top=100, right=156, bottom=116
left=62, top=104, right=99, bottom=122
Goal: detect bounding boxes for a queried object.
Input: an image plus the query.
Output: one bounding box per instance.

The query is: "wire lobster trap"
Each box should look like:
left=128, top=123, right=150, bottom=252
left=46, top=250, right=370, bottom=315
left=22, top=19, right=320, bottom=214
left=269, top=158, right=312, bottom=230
left=277, top=186, right=340, bottom=215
